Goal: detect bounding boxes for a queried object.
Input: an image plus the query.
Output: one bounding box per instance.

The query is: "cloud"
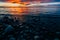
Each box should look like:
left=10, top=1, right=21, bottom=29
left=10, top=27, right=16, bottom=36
left=0, top=0, right=4, bottom=1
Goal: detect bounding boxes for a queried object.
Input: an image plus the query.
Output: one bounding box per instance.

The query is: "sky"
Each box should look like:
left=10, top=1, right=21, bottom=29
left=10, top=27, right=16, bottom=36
left=0, top=0, right=60, bottom=2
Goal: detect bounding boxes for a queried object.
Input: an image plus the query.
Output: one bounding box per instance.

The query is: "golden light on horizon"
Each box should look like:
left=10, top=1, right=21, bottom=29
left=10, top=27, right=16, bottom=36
left=6, top=0, right=28, bottom=15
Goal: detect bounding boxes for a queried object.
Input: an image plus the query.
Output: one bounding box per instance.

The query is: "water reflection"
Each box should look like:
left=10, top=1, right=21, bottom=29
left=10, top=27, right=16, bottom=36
left=7, top=7, right=28, bottom=15
left=0, top=5, right=60, bottom=15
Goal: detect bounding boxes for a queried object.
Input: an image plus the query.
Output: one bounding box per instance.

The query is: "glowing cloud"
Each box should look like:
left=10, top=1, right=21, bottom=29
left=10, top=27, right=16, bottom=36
left=0, top=2, right=20, bottom=7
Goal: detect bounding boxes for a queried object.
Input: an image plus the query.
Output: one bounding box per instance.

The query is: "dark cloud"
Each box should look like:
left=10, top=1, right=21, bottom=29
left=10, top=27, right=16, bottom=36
left=0, top=0, right=6, bottom=2
left=54, top=0, right=60, bottom=2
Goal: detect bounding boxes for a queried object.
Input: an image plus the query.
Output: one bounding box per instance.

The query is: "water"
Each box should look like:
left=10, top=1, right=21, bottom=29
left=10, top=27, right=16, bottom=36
left=0, top=5, right=60, bottom=40
left=0, top=5, right=60, bottom=15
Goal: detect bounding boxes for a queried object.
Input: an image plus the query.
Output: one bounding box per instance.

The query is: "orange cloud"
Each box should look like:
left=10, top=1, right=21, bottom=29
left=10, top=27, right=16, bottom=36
left=7, top=0, right=21, bottom=3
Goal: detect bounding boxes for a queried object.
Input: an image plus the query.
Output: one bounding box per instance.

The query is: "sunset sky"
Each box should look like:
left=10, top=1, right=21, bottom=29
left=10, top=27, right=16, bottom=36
left=0, top=0, right=60, bottom=15
left=0, top=0, right=60, bottom=2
